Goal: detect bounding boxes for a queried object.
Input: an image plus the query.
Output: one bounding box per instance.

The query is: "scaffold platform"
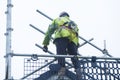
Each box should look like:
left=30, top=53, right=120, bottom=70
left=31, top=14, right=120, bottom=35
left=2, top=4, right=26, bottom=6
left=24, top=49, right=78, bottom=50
left=24, top=57, right=120, bottom=80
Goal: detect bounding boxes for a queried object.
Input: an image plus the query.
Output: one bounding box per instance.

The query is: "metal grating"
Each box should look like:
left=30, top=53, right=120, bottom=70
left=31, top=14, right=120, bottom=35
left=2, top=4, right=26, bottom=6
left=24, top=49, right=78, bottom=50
left=79, top=60, right=120, bottom=80
left=24, top=58, right=120, bottom=80
left=24, top=58, right=54, bottom=80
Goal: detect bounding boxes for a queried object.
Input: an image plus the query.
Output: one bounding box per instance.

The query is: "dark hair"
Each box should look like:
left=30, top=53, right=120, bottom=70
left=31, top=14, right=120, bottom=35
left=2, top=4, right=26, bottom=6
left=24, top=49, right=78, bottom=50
left=59, top=12, right=70, bottom=17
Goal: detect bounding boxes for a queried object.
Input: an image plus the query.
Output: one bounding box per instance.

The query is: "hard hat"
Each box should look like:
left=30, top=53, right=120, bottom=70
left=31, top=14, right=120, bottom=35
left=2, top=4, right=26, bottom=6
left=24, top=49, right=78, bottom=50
left=59, top=11, right=70, bottom=17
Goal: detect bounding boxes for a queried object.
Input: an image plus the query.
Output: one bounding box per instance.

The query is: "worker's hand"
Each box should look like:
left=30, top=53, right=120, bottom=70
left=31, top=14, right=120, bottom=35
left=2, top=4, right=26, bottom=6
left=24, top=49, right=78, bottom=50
left=43, top=46, right=48, bottom=52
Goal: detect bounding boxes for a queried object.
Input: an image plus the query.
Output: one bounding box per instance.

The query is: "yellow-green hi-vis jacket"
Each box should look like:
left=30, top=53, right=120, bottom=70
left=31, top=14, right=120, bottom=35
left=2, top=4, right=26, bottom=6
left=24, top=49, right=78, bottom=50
left=42, top=16, right=79, bottom=46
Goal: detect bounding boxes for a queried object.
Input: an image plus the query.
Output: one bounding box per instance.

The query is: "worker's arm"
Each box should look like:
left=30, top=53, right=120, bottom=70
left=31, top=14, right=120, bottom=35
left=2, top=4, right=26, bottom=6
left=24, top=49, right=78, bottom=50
left=42, top=20, right=57, bottom=46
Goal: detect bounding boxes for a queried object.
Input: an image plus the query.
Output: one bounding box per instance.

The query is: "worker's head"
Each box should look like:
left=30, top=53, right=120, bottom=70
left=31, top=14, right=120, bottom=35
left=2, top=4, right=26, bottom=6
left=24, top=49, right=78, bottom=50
left=59, top=11, right=70, bottom=17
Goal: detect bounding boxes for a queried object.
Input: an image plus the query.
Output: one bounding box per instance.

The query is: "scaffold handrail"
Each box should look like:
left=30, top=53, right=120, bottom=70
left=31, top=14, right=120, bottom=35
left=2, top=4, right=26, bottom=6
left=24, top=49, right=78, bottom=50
left=10, top=53, right=120, bottom=60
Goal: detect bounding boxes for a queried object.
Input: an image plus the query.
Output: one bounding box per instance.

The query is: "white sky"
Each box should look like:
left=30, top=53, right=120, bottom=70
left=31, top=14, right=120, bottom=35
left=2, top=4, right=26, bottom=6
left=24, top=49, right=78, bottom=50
left=0, top=0, right=120, bottom=79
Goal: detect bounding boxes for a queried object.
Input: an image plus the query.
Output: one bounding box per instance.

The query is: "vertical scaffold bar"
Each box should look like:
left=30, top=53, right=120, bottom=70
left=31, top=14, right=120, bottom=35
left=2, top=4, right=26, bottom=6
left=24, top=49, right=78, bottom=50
left=5, top=0, right=13, bottom=79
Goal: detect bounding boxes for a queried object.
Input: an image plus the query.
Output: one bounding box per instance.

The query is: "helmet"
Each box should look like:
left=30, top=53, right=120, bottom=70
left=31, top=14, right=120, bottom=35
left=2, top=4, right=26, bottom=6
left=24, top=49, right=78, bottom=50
left=59, top=11, right=70, bottom=17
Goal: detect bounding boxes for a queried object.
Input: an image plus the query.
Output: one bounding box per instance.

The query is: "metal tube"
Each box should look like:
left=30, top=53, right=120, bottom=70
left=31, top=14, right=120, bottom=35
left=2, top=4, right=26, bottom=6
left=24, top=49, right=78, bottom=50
left=36, top=9, right=53, bottom=21
left=5, top=0, right=13, bottom=79
left=79, top=38, right=94, bottom=47
left=10, top=53, right=120, bottom=60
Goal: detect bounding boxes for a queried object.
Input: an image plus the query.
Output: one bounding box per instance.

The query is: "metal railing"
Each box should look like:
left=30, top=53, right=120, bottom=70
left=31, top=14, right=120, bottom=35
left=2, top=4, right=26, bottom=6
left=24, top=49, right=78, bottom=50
left=23, top=55, right=120, bottom=80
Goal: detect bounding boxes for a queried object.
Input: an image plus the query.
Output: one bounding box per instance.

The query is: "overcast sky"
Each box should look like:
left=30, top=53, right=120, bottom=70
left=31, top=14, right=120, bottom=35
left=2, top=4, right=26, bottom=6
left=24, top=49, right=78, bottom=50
left=0, top=0, right=120, bottom=79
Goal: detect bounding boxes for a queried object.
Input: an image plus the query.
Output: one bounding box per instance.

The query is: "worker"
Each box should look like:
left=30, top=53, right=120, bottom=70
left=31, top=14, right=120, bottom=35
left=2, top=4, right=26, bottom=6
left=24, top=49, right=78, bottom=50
left=42, top=11, right=81, bottom=79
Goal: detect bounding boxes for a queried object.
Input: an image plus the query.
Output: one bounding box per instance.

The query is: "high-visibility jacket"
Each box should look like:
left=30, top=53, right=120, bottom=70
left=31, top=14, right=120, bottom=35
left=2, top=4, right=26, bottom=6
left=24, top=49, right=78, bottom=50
left=42, top=16, right=79, bottom=46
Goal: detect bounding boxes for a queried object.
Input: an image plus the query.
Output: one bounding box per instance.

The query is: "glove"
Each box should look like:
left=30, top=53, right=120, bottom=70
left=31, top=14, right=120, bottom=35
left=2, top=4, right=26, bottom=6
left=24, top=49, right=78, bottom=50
left=43, top=46, right=48, bottom=52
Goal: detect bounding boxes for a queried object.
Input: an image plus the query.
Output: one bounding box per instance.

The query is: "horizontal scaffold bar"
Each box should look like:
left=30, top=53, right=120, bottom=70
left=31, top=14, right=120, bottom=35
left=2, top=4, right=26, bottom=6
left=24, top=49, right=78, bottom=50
left=9, top=53, right=120, bottom=60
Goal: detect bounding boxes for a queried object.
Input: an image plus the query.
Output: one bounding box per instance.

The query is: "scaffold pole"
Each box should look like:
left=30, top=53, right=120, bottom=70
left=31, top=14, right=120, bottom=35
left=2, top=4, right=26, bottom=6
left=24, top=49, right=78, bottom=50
left=4, top=0, right=13, bottom=79
left=8, top=52, right=120, bottom=60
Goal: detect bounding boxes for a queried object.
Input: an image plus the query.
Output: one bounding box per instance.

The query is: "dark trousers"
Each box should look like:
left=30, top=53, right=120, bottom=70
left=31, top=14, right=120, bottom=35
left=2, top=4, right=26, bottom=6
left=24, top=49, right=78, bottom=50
left=54, top=37, right=79, bottom=69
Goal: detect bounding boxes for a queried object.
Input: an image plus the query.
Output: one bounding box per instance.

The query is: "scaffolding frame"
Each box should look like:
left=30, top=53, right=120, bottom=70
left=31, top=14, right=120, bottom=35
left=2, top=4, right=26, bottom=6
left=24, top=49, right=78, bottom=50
left=4, top=0, right=120, bottom=80
left=5, top=0, right=13, bottom=79
left=24, top=57, right=120, bottom=80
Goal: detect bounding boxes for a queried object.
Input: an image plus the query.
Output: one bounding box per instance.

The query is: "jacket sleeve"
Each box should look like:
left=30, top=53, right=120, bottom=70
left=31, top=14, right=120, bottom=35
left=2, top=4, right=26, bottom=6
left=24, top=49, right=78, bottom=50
left=42, top=20, right=57, bottom=46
